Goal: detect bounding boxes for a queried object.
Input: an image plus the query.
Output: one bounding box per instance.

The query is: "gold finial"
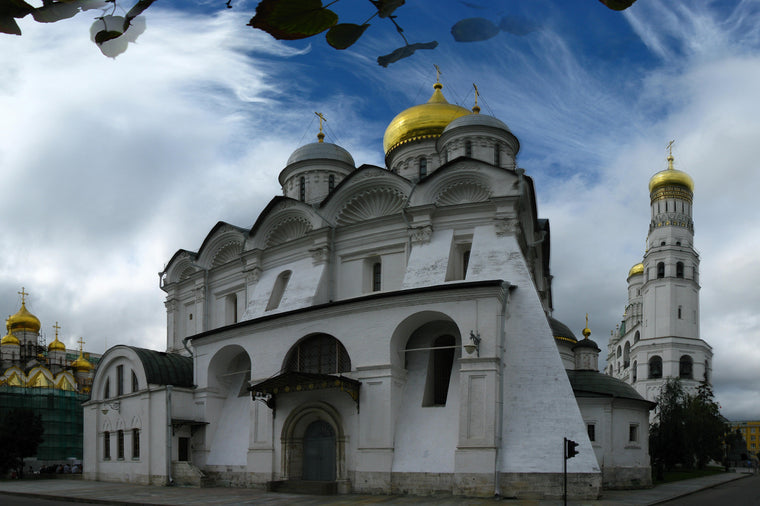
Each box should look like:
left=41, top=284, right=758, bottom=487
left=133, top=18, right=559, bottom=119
left=666, top=140, right=675, bottom=169
left=434, top=64, right=441, bottom=83
left=582, top=313, right=591, bottom=339
left=18, top=287, right=28, bottom=304
left=315, top=112, right=326, bottom=143
left=472, top=83, right=480, bottom=114
left=53, top=321, right=61, bottom=338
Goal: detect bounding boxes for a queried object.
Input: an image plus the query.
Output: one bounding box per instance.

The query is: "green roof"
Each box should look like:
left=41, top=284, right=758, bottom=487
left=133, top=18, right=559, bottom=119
left=567, top=370, right=655, bottom=408
left=126, top=346, right=194, bottom=388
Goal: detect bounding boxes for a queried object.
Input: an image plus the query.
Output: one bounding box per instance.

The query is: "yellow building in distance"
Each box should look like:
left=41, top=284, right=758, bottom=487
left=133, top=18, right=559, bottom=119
left=730, top=420, right=760, bottom=453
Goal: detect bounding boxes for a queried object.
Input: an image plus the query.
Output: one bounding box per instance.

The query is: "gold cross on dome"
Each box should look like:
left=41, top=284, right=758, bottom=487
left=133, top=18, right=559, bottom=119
left=434, top=64, right=442, bottom=82
left=77, top=336, right=86, bottom=352
left=666, top=140, right=675, bottom=156
left=18, top=287, right=28, bottom=303
left=53, top=321, right=61, bottom=338
left=315, top=112, right=326, bottom=143
left=585, top=313, right=589, bottom=328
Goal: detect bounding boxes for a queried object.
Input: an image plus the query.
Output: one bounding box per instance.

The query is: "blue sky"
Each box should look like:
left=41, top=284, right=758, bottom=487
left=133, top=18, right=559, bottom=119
left=2, top=0, right=760, bottom=419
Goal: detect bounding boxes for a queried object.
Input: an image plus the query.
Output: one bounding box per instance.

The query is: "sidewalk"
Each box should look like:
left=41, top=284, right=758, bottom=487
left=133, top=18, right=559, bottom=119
left=0, top=471, right=752, bottom=506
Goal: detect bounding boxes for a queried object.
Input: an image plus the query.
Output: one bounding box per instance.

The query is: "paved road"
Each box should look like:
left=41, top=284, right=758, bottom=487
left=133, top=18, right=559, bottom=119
left=0, top=493, right=85, bottom=506
left=655, top=473, right=760, bottom=506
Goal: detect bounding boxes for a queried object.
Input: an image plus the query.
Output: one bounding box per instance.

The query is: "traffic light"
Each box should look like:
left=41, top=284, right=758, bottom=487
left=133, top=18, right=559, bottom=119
left=566, top=439, right=579, bottom=459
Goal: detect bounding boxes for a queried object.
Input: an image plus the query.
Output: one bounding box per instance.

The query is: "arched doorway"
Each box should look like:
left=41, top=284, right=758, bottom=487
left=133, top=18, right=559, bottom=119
left=302, top=420, right=336, bottom=481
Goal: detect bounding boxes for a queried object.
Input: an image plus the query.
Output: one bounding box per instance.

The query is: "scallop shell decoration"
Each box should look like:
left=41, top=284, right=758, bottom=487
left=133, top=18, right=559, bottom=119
left=336, top=187, right=406, bottom=225
left=211, top=241, right=243, bottom=267
left=266, top=217, right=313, bottom=247
left=435, top=180, right=492, bottom=206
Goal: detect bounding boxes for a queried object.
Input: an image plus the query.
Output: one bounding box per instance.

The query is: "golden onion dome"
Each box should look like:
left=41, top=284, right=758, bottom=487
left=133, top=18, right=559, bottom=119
left=1, top=331, right=20, bottom=346
left=628, top=262, right=644, bottom=277
left=383, top=82, right=471, bottom=155
left=649, top=154, right=694, bottom=193
left=7, top=301, right=41, bottom=333
left=48, top=337, right=66, bottom=352
left=72, top=352, right=93, bottom=372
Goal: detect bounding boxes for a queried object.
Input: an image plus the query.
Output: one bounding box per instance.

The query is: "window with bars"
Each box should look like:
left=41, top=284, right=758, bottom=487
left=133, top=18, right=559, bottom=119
left=285, top=334, right=351, bottom=374
left=117, top=430, right=124, bottom=459
left=103, top=432, right=111, bottom=460
left=132, top=429, right=140, bottom=459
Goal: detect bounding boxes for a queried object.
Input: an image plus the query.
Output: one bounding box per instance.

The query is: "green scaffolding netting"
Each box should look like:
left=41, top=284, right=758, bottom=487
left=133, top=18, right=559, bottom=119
left=0, top=386, right=88, bottom=461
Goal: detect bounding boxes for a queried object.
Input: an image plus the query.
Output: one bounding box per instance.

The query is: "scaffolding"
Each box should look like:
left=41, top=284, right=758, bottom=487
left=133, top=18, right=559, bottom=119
left=0, top=386, right=88, bottom=461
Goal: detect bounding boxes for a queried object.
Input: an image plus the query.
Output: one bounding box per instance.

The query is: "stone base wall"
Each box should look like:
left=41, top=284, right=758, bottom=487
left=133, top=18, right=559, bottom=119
left=498, top=472, right=602, bottom=500
left=602, top=466, right=652, bottom=490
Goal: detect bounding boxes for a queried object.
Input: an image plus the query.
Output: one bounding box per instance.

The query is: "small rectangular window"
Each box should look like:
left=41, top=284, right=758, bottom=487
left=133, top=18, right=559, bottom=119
left=132, top=429, right=140, bottom=459
left=117, top=430, right=125, bottom=459
left=629, top=424, right=638, bottom=443
left=103, top=432, right=111, bottom=460
left=117, top=365, right=124, bottom=396
left=587, top=423, right=596, bottom=442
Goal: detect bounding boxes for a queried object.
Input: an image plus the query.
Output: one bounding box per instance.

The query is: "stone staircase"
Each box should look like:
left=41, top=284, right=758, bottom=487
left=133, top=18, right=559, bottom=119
left=267, top=480, right=338, bottom=495
left=172, top=461, right=205, bottom=487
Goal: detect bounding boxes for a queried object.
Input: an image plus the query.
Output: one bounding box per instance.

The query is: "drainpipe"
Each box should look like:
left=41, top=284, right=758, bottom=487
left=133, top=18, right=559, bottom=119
left=166, top=385, right=174, bottom=486
left=494, top=283, right=512, bottom=498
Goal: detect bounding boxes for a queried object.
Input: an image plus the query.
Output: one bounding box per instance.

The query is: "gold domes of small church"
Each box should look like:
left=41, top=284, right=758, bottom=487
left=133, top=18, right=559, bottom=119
left=648, top=141, right=694, bottom=193
left=383, top=74, right=472, bottom=155
left=0, top=288, right=99, bottom=393
left=628, top=262, right=644, bottom=277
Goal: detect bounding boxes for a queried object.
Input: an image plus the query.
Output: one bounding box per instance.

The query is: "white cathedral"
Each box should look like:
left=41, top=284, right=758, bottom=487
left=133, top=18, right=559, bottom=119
left=605, top=150, right=713, bottom=403
left=83, top=79, right=660, bottom=498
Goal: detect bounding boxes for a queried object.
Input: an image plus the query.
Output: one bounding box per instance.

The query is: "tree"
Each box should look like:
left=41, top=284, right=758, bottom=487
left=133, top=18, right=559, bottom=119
left=1, top=0, right=638, bottom=62
left=650, top=378, right=728, bottom=473
left=0, top=409, right=44, bottom=478
left=684, top=381, right=727, bottom=468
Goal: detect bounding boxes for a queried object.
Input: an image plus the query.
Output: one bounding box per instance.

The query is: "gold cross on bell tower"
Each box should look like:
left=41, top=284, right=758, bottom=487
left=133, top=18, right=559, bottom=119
left=472, top=83, right=481, bottom=114
left=18, top=287, right=28, bottom=304
left=434, top=64, right=442, bottom=83
left=666, top=140, right=675, bottom=169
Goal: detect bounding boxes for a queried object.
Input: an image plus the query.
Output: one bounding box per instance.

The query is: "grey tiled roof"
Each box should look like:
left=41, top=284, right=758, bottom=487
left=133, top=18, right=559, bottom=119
left=567, top=370, right=656, bottom=408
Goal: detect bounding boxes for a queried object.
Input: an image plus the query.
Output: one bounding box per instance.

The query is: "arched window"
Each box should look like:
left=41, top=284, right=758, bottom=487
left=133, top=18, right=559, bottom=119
left=493, top=144, right=501, bottom=165
left=285, top=334, right=351, bottom=374
left=104, top=378, right=110, bottom=399
left=617, top=345, right=622, bottom=358
left=632, top=361, right=638, bottom=383
left=117, top=430, right=125, bottom=459
left=678, top=305, right=682, bottom=319
left=131, top=370, right=139, bottom=392
left=464, top=140, right=472, bottom=157
left=679, top=355, right=693, bottom=379
left=704, top=360, right=709, bottom=382
left=623, top=342, right=630, bottom=368
left=634, top=330, right=640, bottom=343
left=418, top=157, right=427, bottom=178
left=299, top=176, right=306, bottom=201
left=649, top=356, right=662, bottom=379
left=424, top=335, right=456, bottom=406
left=657, top=262, right=665, bottom=278
left=266, top=270, right=291, bottom=311
left=328, top=174, right=335, bottom=192
left=676, top=261, right=684, bottom=278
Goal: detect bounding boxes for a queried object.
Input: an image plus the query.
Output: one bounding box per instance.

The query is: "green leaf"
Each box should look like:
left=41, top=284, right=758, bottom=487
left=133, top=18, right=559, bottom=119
left=0, top=16, right=23, bottom=35
left=451, top=17, right=499, bottom=43
left=377, top=41, right=438, bottom=67
left=0, top=0, right=34, bottom=18
left=249, top=0, right=338, bottom=41
left=326, top=23, right=369, bottom=50
left=94, top=29, right=123, bottom=45
left=373, top=0, right=405, bottom=19
left=597, top=0, right=637, bottom=11
left=31, top=2, right=80, bottom=24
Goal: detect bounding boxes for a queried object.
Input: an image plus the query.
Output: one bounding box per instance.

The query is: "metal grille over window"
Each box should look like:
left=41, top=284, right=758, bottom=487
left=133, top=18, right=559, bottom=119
left=285, top=334, right=351, bottom=375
